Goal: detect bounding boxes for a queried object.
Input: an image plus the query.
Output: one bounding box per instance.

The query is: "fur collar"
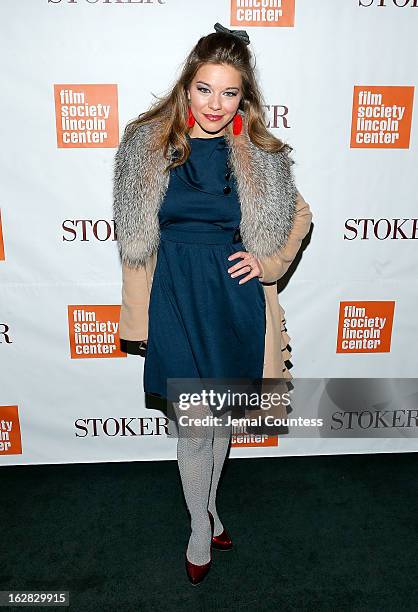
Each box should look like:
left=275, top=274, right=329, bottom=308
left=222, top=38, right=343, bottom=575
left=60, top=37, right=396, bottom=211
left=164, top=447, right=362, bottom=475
left=113, top=109, right=297, bottom=267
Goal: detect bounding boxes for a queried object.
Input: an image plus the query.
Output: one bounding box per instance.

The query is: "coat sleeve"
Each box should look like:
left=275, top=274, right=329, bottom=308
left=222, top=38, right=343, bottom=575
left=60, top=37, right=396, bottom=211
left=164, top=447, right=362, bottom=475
left=257, top=190, right=312, bottom=284
left=118, top=252, right=157, bottom=348
left=117, top=262, right=152, bottom=355
left=113, top=123, right=154, bottom=354
left=119, top=263, right=150, bottom=343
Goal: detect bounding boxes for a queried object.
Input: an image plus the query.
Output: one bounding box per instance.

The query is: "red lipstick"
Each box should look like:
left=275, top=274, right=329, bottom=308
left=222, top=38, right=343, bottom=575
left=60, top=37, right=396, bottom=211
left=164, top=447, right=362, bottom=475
left=204, top=114, right=223, bottom=121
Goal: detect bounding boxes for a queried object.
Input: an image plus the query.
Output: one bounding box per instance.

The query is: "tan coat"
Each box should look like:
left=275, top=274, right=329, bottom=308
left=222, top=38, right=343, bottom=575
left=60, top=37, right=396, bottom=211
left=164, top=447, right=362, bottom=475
left=119, top=190, right=312, bottom=380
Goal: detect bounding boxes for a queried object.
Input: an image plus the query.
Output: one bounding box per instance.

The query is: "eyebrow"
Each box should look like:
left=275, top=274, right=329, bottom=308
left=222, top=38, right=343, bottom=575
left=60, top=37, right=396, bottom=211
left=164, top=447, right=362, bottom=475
left=196, top=81, right=240, bottom=91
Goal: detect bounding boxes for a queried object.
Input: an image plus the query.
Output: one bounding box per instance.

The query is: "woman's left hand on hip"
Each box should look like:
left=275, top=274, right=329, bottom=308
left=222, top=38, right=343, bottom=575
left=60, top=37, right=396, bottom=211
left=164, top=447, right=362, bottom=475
left=227, top=252, right=262, bottom=284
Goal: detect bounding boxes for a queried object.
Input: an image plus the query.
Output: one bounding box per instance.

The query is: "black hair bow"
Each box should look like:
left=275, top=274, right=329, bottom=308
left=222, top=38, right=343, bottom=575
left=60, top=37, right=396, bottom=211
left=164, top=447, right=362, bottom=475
left=213, top=22, right=251, bottom=46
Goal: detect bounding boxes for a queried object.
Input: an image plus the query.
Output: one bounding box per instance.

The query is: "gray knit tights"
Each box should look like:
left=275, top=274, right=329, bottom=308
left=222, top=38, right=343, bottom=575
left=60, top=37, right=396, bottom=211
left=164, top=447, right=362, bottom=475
left=172, top=401, right=232, bottom=565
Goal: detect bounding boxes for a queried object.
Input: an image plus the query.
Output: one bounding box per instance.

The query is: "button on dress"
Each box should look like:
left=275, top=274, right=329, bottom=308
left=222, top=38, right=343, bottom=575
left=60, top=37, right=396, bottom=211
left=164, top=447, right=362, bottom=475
left=143, top=133, right=266, bottom=408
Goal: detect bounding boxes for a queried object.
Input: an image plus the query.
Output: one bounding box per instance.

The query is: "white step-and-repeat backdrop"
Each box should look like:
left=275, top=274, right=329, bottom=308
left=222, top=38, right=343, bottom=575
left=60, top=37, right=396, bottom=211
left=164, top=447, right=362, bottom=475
left=1, top=0, right=417, bottom=465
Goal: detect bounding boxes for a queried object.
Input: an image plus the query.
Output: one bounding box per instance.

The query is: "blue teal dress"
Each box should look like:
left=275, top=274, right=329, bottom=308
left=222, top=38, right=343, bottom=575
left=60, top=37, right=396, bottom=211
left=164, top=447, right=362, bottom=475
left=143, top=133, right=266, bottom=409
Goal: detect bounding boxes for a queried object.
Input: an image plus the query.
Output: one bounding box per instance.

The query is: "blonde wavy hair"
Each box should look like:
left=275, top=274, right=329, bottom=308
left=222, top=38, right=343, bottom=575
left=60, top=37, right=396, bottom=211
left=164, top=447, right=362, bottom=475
left=122, top=29, right=291, bottom=172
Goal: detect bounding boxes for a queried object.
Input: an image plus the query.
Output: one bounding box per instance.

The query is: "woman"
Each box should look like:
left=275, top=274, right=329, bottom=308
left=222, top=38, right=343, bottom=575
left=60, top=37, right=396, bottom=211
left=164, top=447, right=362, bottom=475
left=113, top=23, right=313, bottom=585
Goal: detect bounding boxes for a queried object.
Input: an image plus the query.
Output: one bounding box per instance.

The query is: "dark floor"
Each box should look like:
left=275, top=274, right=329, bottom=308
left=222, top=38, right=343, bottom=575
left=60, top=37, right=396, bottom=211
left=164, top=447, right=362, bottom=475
left=1, top=451, right=417, bottom=611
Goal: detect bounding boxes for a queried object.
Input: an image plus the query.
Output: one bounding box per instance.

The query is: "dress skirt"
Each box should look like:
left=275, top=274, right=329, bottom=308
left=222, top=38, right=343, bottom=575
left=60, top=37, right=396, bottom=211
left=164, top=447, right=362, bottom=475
left=143, top=226, right=266, bottom=410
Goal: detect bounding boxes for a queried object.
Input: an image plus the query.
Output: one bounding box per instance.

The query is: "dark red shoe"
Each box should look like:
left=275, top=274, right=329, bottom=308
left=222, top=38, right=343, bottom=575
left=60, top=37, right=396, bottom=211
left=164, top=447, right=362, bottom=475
left=185, top=553, right=212, bottom=585
left=208, top=510, right=233, bottom=550
left=185, top=513, right=214, bottom=585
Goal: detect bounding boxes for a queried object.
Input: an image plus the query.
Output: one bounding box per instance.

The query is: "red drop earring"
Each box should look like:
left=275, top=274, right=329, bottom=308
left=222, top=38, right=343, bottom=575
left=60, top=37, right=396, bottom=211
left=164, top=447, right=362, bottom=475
left=232, top=113, right=242, bottom=136
left=187, top=106, right=195, bottom=128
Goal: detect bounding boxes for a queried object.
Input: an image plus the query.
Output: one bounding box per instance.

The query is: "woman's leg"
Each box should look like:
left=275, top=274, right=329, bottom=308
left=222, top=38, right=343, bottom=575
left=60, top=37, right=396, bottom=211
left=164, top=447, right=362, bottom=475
left=172, top=401, right=214, bottom=565
left=208, top=409, right=232, bottom=536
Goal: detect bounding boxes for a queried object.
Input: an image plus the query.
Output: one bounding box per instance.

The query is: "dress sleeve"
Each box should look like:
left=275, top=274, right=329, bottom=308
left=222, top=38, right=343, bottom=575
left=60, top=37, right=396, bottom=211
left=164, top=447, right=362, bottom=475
left=257, top=190, right=313, bottom=284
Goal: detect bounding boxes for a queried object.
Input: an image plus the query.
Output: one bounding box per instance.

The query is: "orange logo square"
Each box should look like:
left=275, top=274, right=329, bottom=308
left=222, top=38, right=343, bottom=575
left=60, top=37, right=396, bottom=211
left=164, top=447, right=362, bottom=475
left=230, top=0, right=295, bottom=27
left=68, top=305, right=127, bottom=359
left=337, top=301, right=395, bottom=353
left=54, top=84, right=119, bottom=148
left=350, top=86, right=414, bottom=148
left=0, top=406, right=22, bottom=455
left=232, top=430, right=278, bottom=447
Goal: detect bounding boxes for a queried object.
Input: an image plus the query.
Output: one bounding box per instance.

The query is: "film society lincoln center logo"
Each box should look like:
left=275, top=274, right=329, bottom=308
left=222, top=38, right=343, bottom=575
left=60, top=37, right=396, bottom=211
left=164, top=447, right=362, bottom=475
left=337, top=301, right=395, bottom=354
left=230, top=0, right=295, bottom=26
left=54, top=84, right=118, bottom=148
left=350, top=85, right=414, bottom=148
left=68, top=305, right=126, bottom=358
left=0, top=406, right=22, bottom=455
